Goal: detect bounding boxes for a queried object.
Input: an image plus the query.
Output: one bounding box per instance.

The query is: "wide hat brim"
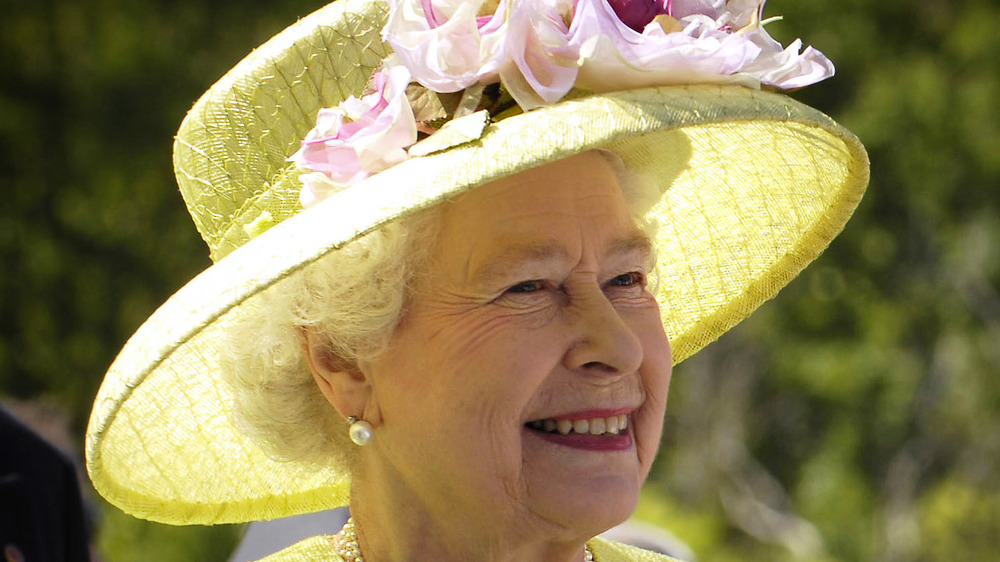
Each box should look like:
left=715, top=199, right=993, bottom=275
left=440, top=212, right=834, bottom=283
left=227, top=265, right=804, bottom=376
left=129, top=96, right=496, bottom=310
left=86, top=0, right=869, bottom=525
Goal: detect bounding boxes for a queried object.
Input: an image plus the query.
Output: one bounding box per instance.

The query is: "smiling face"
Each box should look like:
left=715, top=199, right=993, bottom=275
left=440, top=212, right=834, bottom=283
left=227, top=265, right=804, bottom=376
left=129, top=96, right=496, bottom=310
left=355, top=151, right=672, bottom=548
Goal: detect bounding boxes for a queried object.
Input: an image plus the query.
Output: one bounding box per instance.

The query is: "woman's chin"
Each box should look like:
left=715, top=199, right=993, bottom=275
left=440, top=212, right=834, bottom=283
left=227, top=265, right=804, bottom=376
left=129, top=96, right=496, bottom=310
left=519, top=425, right=643, bottom=535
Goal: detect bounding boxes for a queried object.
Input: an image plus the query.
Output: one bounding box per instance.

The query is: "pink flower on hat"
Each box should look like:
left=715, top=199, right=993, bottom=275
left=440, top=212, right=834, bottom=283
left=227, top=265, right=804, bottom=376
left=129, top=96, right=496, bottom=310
left=500, top=0, right=582, bottom=109
left=571, top=0, right=833, bottom=91
left=737, top=35, right=835, bottom=90
left=290, top=66, right=417, bottom=207
left=605, top=0, right=672, bottom=32
left=294, top=0, right=835, bottom=208
left=384, top=0, right=508, bottom=92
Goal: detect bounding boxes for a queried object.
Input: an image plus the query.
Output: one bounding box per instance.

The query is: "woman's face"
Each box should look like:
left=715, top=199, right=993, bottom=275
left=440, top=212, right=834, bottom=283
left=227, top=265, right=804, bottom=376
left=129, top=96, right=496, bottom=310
left=360, top=151, right=672, bottom=541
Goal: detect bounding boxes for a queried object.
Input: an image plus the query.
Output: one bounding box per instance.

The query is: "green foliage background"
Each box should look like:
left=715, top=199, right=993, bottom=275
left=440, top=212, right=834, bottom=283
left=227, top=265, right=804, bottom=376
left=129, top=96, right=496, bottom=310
left=1, top=0, right=997, bottom=560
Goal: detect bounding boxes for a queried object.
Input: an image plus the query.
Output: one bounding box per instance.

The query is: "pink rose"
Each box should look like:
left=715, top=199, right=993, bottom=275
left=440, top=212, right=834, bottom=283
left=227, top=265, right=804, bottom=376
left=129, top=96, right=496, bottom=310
left=384, top=0, right=507, bottom=92
left=380, top=0, right=832, bottom=113
left=669, top=0, right=727, bottom=20
left=569, top=0, right=758, bottom=91
left=570, top=0, right=832, bottom=92
left=290, top=66, right=417, bottom=207
left=606, top=0, right=672, bottom=32
left=499, top=0, right=582, bottom=109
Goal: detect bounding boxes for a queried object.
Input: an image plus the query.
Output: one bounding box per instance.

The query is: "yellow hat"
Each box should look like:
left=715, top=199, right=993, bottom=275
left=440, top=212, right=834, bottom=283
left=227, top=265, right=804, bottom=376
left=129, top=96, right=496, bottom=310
left=86, top=0, right=869, bottom=525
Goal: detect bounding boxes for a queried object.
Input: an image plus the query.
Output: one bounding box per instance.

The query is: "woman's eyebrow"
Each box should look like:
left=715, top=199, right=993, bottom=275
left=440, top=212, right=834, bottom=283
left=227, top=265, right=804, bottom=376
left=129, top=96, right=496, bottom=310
left=606, top=232, right=653, bottom=261
left=469, top=232, right=652, bottom=286
left=469, top=240, right=570, bottom=286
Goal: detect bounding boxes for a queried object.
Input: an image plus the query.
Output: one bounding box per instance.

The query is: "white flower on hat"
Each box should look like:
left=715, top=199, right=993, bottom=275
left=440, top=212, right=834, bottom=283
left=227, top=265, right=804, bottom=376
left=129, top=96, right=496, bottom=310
left=737, top=36, right=836, bottom=90
left=384, top=0, right=508, bottom=92
left=499, top=0, right=581, bottom=109
left=290, top=65, right=417, bottom=207
left=572, top=0, right=833, bottom=91
left=570, top=0, right=762, bottom=91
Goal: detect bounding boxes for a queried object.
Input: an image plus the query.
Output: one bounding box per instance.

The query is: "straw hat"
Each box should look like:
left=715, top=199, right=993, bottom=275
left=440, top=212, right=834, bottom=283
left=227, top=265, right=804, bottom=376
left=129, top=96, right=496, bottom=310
left=86, top=0, right=869, bottom=525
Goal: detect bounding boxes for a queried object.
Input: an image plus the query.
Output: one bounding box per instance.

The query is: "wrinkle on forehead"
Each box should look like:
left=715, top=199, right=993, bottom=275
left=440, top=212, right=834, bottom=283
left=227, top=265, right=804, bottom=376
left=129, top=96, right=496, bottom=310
left=428, top=151, right=645, bottom=286
left=468, top=231, right=652, bottom=288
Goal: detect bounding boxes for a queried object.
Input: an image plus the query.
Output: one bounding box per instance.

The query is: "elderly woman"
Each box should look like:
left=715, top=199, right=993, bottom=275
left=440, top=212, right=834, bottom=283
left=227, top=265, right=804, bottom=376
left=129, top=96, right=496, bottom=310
left=86, top=0, right=868, bottom=561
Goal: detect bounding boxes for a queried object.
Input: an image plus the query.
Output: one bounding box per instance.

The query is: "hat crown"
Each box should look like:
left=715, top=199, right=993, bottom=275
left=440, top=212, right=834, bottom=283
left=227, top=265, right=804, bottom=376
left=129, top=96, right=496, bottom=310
left=173, top=0, right=390, bottom=262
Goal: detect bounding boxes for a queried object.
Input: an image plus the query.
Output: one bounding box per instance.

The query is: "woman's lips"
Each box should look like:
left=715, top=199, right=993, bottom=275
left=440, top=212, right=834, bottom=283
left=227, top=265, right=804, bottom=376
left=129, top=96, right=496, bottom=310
left=524, top=411, right=634, bottom=451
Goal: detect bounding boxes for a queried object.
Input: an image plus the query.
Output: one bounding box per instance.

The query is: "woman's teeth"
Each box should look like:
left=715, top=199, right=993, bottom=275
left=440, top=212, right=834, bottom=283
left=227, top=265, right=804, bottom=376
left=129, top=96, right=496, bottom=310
left=527, top=414, right=628, bottom=436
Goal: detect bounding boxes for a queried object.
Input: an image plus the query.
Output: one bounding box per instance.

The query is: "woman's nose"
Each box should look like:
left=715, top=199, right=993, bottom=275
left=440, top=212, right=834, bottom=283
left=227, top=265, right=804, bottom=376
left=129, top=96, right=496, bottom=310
left=562, top=288, right=644, bottom=376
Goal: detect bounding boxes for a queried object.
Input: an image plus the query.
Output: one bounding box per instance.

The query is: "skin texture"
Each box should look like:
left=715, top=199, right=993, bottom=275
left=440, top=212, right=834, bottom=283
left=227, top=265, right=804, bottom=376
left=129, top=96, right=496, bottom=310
left=306, top=151, right=673, bottom=562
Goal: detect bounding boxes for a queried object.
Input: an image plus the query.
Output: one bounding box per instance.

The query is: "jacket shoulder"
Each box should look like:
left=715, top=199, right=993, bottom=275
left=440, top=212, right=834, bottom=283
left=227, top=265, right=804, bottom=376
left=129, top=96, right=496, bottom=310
left=254, top=533, right=685, bottom=561
left=590, top=536, right=686, bottom=562
left=254, top=535, right=342, bottom=562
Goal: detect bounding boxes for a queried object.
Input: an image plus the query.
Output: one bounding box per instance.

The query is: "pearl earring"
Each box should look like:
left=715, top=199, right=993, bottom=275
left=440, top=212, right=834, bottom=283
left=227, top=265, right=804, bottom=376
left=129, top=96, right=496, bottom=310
left=347, top=416, right=373, bottom=446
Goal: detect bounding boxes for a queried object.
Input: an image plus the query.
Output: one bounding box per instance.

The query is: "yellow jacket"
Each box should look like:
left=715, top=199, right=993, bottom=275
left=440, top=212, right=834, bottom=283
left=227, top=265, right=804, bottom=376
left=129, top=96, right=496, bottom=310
left=257, top=535, right=683, bottom=561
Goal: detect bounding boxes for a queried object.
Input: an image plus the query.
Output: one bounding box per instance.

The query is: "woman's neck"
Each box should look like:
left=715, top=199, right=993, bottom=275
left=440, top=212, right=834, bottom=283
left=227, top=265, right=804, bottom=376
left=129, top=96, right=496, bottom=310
left=347, top=460, right=592, bottom=562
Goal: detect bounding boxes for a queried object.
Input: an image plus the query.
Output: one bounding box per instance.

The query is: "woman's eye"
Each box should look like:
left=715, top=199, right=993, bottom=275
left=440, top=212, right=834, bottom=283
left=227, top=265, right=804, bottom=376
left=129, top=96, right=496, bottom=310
left=506, top=280, right=544, bottom=294
left=608, top=272, right=644, bottom=287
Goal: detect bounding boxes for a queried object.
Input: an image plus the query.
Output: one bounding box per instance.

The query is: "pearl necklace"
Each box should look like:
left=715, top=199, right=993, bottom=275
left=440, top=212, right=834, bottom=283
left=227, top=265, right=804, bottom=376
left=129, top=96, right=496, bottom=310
left=333, top=517, right=595, bottom=561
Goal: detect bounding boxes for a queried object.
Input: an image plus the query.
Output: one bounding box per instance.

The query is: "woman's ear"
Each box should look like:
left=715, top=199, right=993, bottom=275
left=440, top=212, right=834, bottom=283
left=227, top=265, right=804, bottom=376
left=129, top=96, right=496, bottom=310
left=300, top=329, right=371, bottom=422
